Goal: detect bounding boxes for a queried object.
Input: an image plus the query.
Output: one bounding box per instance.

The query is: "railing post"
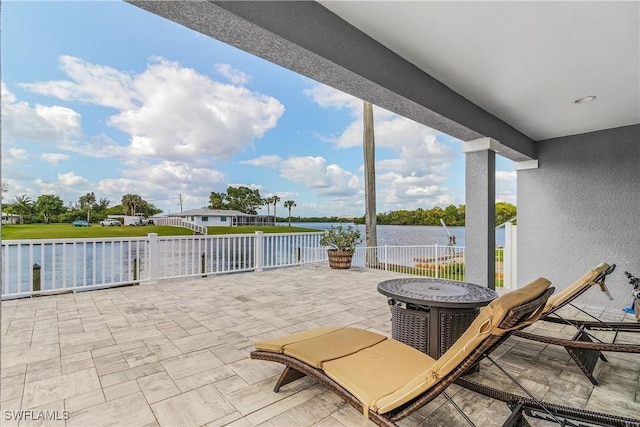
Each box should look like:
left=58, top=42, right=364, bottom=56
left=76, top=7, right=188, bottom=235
left=32, top=263, right=41, bottom=293
left=147, top=233, right=159, bottom=284
left=132, top=257, right=139, bottom=285
left=503, top=222, right=516, bottom=289
left=384, top=245, right=388, bottom=271
left=434, top=245, right=439, bottom=279
left=254, top=231, right=264, bottom=272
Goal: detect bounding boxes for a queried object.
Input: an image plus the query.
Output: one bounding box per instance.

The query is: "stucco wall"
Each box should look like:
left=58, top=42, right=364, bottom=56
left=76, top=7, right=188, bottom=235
left=518, top=125, right=640, bottom=307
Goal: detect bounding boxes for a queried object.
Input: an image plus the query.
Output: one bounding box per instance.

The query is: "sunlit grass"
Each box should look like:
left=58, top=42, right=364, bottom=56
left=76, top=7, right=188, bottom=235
left=206, top=225, right=319, bottom=234
left=3, top=224, right=195, bottom=240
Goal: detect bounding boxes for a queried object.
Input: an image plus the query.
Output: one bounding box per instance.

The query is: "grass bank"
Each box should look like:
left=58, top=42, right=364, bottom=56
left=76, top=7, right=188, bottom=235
left=1, top=224, right=319, bottom=240
left=206, top=225, right=319, bottom=235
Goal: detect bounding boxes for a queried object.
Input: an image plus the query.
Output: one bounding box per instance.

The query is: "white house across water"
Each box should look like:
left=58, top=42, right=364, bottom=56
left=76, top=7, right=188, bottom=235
left=170, top=208, right=274, bottom=227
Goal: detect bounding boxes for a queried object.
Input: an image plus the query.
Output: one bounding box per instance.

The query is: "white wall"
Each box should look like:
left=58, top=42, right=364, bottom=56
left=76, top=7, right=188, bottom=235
left=518, top=125, right=640, bottom=306
left=184, top=215, right=233, bottom=227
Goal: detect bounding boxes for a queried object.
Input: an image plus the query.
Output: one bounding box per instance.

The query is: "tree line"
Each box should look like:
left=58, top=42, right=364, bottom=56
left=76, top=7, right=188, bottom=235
left=283, top=202, right=516, bottom=226
left=355, top=202, right=516, bottom=226
left=3, top=193, right=161, bottom=224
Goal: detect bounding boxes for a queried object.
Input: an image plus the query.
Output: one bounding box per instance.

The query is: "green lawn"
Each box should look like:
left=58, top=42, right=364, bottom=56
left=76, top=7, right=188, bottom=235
left=206, top=225, right=319, bottom=234
left=1, top=224, right=320, bottom=240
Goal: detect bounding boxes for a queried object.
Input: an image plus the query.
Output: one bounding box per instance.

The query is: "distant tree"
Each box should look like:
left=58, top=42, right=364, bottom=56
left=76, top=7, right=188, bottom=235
left=35, top=194, right=65, bottom=223
left=227, top=186, right=263, bottom=214
left=208, top=192, right=225, bottom=209
left=106, top=204, right=126, bottom=216
left=96, top=197, right=110, bottom=211
left=264, top=196, right=273, bottom=222
left=137, top=200, right=161, bottom=217
left=79, top=192, right=96, bottom=223
left=12, top=194, right=33, bottom=224
left=271, top=195, right=281, bottom=223
left=284, top=200, right=296, bottom=227
left=208, top=186, right=263, bottom=214
left=495, top=202, right=517, bottom=226
left=121, top=194, right=143, bottom=216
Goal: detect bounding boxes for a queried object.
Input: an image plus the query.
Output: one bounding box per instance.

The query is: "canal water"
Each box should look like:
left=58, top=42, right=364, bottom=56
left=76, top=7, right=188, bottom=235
left=287, top=224, right=506, bottom=247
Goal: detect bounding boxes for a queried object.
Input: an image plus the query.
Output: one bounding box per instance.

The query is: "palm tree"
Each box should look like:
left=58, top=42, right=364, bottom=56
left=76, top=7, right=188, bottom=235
left=284, top=200, right=296, bottom=227
left=264, top=197, right=273, bottom=224
left=79, top=192, right=96, bottom=223
left=13, top=194, right=33, bottom=224
left=272, top=195, right=281, bottom=225
left=121, top=194, right=143, bottom=216
left=363, top=101, right=378, bottom=266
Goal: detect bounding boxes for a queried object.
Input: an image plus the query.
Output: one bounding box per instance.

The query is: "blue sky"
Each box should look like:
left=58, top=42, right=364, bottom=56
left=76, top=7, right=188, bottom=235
left=1, top=1, right=515, bottom=217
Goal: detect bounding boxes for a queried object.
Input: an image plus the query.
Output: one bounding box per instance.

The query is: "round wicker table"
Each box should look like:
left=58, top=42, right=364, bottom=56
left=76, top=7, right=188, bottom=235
left=378, top=278, right=498, bottom=359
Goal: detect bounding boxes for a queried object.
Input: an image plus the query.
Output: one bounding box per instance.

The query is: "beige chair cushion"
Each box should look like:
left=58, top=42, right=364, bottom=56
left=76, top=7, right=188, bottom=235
left=283, top=328, right=387, bottom=368
left=374, top=277, right=551, bottom=414
left=254, top=326, right=343, bottom=353
left=323, top=338, right=436, bottom=415
left=544, top=263, right=609, bottom=312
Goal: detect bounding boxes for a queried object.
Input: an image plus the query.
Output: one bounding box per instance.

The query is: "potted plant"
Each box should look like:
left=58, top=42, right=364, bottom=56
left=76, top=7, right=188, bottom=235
left=320, top=225, right=363, bottom=269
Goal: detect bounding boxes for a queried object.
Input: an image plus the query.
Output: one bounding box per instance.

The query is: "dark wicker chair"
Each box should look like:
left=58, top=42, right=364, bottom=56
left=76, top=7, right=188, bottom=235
left=513, top=263, right=640, bottom=385
left=251, top=278, right=554, bottom=427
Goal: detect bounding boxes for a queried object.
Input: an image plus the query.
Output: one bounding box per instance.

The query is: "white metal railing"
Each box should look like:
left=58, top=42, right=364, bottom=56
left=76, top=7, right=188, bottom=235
left=1, top=233, right=512, bottom=299
left=1, top=232, right=324, bottom=299
left=260, top=231, right=326, bottom=269
left=1, top=237, right=149, bottom=299
left=154, top=217, right=208, bottom=235
left=349, top=245, right=467, bottom=282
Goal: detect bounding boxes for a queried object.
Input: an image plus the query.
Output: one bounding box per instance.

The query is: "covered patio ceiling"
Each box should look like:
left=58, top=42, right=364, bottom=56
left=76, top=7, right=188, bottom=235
left=128, top=1, right=639, bottom=162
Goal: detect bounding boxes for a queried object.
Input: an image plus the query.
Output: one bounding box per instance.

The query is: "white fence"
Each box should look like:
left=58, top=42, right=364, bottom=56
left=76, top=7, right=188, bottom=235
left=153, top=217, right=208, bottom=235
left=1, top=232, right=511, bottom=299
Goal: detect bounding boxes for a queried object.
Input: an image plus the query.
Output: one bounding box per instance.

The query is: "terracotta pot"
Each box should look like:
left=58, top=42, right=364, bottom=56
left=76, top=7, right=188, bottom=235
left=327, top=249, right=354, bottom=269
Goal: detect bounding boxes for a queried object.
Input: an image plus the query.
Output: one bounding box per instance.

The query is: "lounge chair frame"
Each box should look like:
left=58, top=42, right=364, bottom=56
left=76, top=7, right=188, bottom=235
left=456, top=377, right=640, bottom=427
left=513, top=264, right=640, bottom=385
left=252, top=289, right=554, bottom=427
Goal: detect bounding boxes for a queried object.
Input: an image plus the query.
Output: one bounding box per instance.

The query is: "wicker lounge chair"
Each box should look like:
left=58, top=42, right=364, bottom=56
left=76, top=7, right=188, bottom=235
left=251, top=278, right=554, bottom=426
left=513, top=262, right=640, bottom=385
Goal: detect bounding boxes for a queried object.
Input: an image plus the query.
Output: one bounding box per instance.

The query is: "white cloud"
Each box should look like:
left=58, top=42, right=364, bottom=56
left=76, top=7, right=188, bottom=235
left=214, top=63, right=250, bottom=85
left=496, top=170, right=517, bottom=204
left=34, top=172, right=91, bottom=199
left=9, top=148, right=30, bottom=160
left=41, top=153, right=70, bottom=165
left=19, top=56, right=285, bottom=163
left=96, top=160, right=226, bottom=211
left=305, top=84, right=462, bottom=210
left=239, top=155, right=282, bottom=167
left=280, top=156, right=361, bottom=197
left=21, top=56, right=136, bottom=110
left=303, top=85, right=362, bottom=111
left=1, top=82, right=82, bottom=142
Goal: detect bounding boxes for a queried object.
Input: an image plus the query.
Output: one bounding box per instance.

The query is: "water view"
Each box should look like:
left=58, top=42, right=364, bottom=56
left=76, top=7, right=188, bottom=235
left=288, top=223, right=506, bottom=247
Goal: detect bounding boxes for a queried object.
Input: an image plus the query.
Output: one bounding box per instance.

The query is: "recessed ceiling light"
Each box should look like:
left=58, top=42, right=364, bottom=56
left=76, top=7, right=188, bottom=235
left=574, top=95, right=596, bottom=104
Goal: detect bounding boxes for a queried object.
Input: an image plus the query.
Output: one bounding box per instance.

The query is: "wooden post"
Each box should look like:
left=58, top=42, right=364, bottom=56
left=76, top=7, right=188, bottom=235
left=32, top=263, right=41, bottom=293
left=132, top=258, right=138, bottom=285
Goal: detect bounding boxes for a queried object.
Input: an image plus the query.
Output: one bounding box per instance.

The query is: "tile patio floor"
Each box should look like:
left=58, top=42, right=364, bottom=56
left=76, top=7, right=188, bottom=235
left=1, top=265, right=639, bottom=426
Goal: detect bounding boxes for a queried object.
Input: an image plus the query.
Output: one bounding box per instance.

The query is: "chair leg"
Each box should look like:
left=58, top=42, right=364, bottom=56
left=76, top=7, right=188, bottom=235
left=503, top=403, right=532, bottom=427
left=565, top=327, right=603, bottom=386
left=273, top=366, right=306, bottom=392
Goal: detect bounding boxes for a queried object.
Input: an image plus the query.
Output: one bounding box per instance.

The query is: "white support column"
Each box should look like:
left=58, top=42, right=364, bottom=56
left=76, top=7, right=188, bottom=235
left=463, top=138, right=497, bottom=289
